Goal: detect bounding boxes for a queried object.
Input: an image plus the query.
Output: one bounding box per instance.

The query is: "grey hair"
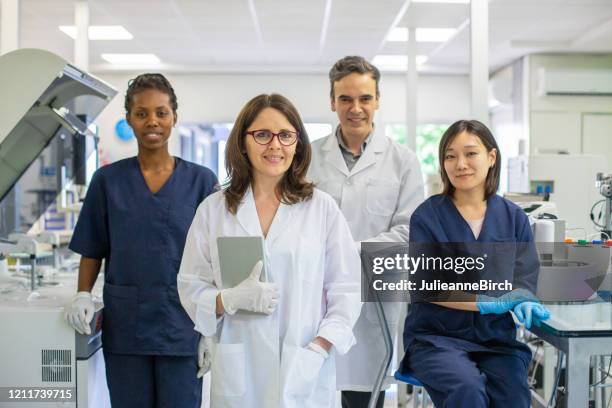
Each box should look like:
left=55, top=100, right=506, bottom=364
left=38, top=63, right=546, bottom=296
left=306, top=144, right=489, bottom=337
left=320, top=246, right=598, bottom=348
left=328, top=55, right=381, bottom=98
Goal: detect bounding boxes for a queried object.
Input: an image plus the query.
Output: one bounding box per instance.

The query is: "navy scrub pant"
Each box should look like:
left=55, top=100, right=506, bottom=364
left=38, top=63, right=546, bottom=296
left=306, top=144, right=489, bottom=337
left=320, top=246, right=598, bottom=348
left=103, top=351, right=202, bottom=408
left=406, top=343, right=530, bottom=408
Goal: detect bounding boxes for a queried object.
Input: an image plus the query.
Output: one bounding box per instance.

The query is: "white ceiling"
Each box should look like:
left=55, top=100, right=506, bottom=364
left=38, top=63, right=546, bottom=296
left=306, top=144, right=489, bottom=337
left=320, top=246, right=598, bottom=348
left=12, top=0, right=612, bottom=74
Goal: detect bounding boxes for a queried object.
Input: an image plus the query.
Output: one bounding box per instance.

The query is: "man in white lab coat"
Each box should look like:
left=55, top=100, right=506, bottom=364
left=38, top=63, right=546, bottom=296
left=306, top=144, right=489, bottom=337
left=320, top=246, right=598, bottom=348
left=308, top=56, right=424, bottom=408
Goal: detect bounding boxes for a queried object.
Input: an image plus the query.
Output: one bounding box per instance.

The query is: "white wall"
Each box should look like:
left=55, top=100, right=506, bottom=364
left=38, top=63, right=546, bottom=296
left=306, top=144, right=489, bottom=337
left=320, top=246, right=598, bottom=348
left=491, top=53, right=612, bottom=193
left=490, top=59, right=528, bottom=193
left=491, top=53, right=612, bottom=237
left=528, top=54, right=612, bottom=162
left=92, top=72, right=470, bottom=163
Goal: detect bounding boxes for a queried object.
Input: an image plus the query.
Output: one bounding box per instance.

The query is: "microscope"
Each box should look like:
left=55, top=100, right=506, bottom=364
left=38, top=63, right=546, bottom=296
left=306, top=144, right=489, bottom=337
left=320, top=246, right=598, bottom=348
left=595, top=173, right=612, bottom=240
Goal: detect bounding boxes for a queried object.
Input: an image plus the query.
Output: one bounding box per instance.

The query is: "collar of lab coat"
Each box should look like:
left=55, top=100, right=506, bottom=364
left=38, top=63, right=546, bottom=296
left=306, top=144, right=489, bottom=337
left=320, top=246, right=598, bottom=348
left=321, top=124, right=389, bottom=177
left=235, top=184, right=293, bottom=244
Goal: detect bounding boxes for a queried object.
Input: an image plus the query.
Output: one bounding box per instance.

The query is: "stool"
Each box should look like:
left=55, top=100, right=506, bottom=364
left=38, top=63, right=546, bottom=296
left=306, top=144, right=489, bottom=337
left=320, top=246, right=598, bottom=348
left=394, top=370, right=430, bottom=408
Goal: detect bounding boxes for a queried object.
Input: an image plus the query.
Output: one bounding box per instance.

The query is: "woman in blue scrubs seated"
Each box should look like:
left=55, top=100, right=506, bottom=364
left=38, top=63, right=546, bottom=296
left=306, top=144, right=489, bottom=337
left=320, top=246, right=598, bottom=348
left=64, top=73, right=218, bottom=407
left=399, top=119, right=550, bottom=408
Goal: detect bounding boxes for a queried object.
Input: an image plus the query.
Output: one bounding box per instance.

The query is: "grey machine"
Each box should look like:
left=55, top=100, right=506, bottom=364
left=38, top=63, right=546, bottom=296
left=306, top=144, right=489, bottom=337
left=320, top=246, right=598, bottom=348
left=596, top=172, right=612, bottom=240
left=0, top=49, right=116, bottom=407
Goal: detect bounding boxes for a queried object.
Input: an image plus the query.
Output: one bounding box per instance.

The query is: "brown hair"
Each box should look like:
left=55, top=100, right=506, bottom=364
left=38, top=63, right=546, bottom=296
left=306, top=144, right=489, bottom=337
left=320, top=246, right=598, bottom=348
left=125, top=73, right=178, bottom=115
left=329, top=56, right=381, bottom=98
left=223, top=94, right=314, bottom=214
left=438, top=119, right=501, bottom=198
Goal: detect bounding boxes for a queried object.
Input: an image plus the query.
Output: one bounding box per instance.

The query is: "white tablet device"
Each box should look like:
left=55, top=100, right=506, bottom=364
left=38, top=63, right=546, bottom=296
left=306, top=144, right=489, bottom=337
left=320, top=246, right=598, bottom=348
left=216, top=236, right=266, bottom=289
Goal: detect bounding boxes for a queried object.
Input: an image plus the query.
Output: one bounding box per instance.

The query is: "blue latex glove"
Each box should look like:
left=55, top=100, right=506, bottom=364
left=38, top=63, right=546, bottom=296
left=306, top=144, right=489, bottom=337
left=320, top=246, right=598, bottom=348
left=513, top=302, right=550, bottom=329
left=476, top=289, right=538, bottom=315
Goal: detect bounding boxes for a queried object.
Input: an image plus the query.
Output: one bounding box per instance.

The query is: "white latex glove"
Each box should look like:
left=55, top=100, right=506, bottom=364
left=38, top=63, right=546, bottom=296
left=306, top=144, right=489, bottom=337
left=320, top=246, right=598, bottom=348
left=64, top=291, right=95, bottom=335
left=220, top=261, right=279, bottom=315
left=197, top=337, right=213, bottom=378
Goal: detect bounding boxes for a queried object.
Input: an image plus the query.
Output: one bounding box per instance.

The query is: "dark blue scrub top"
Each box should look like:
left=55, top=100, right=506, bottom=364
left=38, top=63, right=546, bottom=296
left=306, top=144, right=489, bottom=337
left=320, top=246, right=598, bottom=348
left=69, top=157, right=218, bottom=355
left=403, top=194, right=537, bottom=364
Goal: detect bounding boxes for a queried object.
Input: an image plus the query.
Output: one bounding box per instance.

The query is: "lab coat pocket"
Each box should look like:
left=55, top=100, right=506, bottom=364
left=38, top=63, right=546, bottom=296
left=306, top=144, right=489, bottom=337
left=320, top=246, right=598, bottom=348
left=366, top=182, right=399, bottom=216
left=286, top=346, right=325, bottom=400
left=102, top=283, right=138, bottom=352
left=211, top=343, right=247, bottom=397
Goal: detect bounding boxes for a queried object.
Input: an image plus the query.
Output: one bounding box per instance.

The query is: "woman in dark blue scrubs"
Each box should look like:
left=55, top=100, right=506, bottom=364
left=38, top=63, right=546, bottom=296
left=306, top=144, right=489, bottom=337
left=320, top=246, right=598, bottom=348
left=64, top=74, right=218, bottom=407
left=399, top=120, right=549, bottom=408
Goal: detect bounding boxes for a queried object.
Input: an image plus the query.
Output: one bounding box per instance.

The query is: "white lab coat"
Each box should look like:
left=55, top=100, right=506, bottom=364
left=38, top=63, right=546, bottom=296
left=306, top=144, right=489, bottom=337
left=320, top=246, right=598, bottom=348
left=177, top=187, right=361, bottom=407
left=307, top=127, right=424, bottom=391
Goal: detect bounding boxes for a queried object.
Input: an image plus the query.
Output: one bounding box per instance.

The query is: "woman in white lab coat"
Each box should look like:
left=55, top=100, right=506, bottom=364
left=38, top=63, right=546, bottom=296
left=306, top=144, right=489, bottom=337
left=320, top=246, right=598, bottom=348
left=177, top=93, right=362, bottom=407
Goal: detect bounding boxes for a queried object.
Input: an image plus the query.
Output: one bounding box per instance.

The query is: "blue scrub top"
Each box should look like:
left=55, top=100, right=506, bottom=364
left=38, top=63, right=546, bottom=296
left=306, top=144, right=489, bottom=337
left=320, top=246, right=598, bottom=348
left=69, top=157, right=218, bottom=355
left=403, top=194, right=537, bottom=364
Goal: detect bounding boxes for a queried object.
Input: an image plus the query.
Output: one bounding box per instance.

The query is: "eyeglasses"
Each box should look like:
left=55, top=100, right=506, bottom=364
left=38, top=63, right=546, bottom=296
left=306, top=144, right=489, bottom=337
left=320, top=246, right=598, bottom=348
left=246, top=129, right=299, bottom=146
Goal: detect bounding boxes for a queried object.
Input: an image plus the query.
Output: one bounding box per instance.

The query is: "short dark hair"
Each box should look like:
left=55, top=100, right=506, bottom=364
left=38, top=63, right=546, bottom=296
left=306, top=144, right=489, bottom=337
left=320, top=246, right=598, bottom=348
left=124, top=73, right=178, bottom=115
left=438, top=119, right=501, bottom=199
left=329, top=56, right=381, bottom=98
left=223, top=94, right=314, bottom=214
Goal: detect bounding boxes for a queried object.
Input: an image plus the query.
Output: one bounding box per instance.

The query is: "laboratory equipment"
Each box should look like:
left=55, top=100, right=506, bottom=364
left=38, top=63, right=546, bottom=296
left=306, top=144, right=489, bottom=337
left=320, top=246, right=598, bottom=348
left=508, top=154, right=607, bottom=238
left=0, top=48, right=116, bottom=239
left=37, top=231, right=66, bottom=270
left=0, top=48, right=116, bottom=407
left=0, top=279, right=109, bottom=408
left=520, top=201, right=558, bottom=220
left=526, top=211, right=609, bottom=302
left=508, top=197, right=610, bottom=302
left=512, top=199, right=565, bottom=258
left=6, top=232, right=53, bottom=291
left=530, top=303, right=612, bottom=408
left=595, top=172, right=612, bottom=240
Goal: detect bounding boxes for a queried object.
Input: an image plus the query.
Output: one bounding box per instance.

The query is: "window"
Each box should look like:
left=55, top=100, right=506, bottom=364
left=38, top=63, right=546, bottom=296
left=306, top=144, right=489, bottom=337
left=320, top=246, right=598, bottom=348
left=179, top=122, right=331, bottom=184
left=178, top=123, right=233, bottom=182
left=385, top=124, right=448, bottom=175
